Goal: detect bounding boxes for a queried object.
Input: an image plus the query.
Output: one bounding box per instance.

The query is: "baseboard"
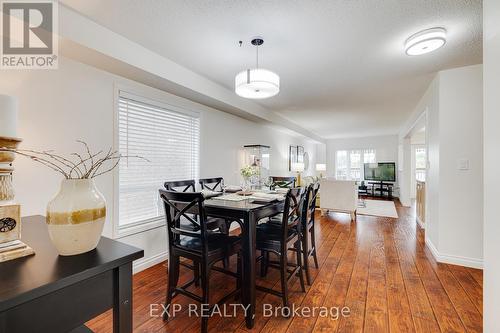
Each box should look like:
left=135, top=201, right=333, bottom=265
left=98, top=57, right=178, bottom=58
left=425, top=237, right=440, bottom=262
left=416, top=215, right=425, bottom=229
left=425, top=238, right=483, bottom=269
left=133, top=251, right=168, bottom=274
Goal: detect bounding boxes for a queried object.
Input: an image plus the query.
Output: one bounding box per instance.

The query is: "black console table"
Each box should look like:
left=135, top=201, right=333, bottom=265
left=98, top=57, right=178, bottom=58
left=0, top=215, right=144, bottom=333
left=367, top=181, right=394, bottom=199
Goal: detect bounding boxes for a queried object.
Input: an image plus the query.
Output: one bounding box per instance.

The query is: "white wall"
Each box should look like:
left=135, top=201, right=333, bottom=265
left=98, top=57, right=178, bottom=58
left=326, top=134, right=399, bottom=189
left=0, top=57, right=323, bottom=271
left=438, top=65, right=483, bottom=266
left=402, top=65, right=483, bottom=269
left=484, top=1, right=500, bottom=331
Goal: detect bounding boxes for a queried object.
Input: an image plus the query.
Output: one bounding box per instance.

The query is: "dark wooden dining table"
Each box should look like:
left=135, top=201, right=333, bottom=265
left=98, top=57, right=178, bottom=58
left=203, top=197, right=285, bottom=329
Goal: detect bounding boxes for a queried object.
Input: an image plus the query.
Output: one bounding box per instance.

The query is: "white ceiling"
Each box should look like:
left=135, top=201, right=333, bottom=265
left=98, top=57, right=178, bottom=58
left=60, top=0, right=482, bottom=139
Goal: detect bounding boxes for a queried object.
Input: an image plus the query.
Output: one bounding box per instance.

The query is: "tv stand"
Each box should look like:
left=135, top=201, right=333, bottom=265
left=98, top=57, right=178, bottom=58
left=366, top=181, right=394, bottom=199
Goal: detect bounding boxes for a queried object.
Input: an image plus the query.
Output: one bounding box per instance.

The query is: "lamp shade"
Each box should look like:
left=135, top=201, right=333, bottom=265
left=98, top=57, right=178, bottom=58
left=235, top=68, right=280, bottom=99
left=316, top=163, right=326, bottom=171
left=291, top=162, right=305, bottom=172
left=0, top=94, right=18, bottom=137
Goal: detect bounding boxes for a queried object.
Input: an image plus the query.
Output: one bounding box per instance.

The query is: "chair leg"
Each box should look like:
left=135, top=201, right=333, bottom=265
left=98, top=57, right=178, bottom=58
left=280, top=252, right=289, bottom=310
left=302, top=228, right=311, bottom=285
left=200, top=262, right=211, bottom=333
left=194, top=261, right=200, bottom=287
left=222, top=258, right=229, bottom=269
left=236, top=252, right=242, bottom=300
left=295, top=240, right=306, bottom=293
left=220, top=220, right=229, bottom=235
left=264, top=251, right=270, bottom=276
left=260, top=250, right=268, bottom=277
left=164, top=255, right=180, bottom=321
left=310, top=227, right=319, bottom=269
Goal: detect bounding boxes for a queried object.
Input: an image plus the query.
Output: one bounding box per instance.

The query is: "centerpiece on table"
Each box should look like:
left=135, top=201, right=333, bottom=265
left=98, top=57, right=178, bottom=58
left=240, top=165, right=259, bottom=193
left=0, top=141, right=144, bottom=256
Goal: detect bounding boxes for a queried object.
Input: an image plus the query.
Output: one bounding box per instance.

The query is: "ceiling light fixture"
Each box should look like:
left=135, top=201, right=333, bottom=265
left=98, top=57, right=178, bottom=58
left=405, top=27, right=447, bottom=56
left=235, top=38, right=280, bottom=99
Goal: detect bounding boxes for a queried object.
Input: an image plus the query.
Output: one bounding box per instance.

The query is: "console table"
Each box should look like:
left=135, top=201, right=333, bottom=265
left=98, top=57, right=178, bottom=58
left=367, top=181, right=394, bottom=199
left=0, top=215, right=144, bottom=333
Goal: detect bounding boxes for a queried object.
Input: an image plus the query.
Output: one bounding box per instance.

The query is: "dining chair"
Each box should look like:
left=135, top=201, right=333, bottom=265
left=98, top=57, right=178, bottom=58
left=159, top=189, right=242, bottom=333
left=164, top=179, right=196, bottom=192
left=301, top=182, right=320, bottom=285
left=255, top=187, right=306, bottom=310
left=270, top=176, right=296, bottom=188
left=164, top=180, right=230, bottom=282
left=199, top=177, right=224, bottom=192
left=164, top=179, right=228, bottom=234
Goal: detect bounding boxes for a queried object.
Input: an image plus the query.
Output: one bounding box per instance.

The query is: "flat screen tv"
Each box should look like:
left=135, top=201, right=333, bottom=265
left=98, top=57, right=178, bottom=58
left=364, top=162, right=396, bottom=182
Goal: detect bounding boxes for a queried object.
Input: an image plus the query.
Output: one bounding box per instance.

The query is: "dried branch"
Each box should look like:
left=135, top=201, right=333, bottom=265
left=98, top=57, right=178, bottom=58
left=0, top=140, right=147, bottom=179
left=77, top=140, right=94, bottom=168
left=69, top=150, right=102, bottom=178
left=4, top=149, right=70, bottom=178
left=84, top=148, right=114, bottom=179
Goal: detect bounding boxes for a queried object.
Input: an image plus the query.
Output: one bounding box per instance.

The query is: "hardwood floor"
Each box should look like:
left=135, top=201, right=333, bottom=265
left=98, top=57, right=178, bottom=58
left=87, top=200, right=483, bottom=332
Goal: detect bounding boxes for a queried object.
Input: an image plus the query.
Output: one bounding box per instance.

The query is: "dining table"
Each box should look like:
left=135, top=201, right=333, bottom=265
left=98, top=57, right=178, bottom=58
left=201, top=193, right=286, bottom=329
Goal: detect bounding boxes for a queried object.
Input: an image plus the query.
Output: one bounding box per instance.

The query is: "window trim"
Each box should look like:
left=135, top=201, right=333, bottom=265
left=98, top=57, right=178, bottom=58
left=112, top=83, right=200, bottom=238
left=414, top=146, right=427, bottom=182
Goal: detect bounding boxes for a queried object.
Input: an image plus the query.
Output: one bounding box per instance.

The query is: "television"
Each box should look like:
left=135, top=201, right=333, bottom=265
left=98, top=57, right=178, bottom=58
left=364, top=162, right=396, bottom=182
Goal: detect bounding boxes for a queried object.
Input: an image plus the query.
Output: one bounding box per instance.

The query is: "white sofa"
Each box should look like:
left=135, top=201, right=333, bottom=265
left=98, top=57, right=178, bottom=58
left=319, top=179, right=358, bottom=221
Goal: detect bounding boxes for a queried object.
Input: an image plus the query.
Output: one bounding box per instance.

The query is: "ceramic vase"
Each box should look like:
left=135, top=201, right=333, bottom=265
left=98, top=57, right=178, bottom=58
left=46, top=179, right=106, bottom=255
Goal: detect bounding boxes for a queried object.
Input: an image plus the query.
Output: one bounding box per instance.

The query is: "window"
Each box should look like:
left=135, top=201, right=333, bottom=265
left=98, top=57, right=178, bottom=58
left=117, top=91, right=200, bottom=231
left=335, top=150, right=348, bottom=180
left=335, top=149, right=377, bottom=180
left=349, top=150, right=361, bottom=180
left=415, top=147, right=426, bottom=181
left=363, top=149, right=376, bottom=164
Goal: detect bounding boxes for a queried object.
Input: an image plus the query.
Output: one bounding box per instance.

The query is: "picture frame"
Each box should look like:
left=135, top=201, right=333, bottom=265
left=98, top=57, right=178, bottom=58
left=297, top=146, right=304, bottom=163
left=289, top=145, right=297, bottom=171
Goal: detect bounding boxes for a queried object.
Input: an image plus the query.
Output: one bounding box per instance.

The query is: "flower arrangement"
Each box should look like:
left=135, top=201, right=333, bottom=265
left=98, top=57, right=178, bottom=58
left=240, top=165, right=259, bottom=179
left=0, top=140, right=146, bottom=179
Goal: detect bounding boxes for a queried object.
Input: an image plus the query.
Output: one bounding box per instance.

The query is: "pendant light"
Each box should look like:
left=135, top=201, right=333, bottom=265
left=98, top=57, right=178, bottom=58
left=235, top=38, right=280, bottom=99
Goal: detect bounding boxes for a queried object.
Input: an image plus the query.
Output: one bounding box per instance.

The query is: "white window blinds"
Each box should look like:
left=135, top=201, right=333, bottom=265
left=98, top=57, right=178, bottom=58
left=118, top=91, right=200, bottom=228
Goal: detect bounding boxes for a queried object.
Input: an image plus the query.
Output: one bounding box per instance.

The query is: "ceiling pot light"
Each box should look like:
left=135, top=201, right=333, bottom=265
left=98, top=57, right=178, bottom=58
left=405, top=27, right=447, bottom=56
left=235, top=38, right=280, bottom=99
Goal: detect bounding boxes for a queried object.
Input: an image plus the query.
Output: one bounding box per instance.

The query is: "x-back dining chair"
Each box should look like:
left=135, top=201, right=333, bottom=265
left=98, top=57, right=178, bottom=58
left=164, top=179, right=228, bottom=233
left=164, top=179, right=230, bottom=282
left=256, top=187, right=306, bottom=309
left=270, top=176, right=296, bottom=188
left=159, top=190, right=242, bottom=333
left=300, top=182, right=320, bottom=285
left=198, top=177, right=224, bottom=192
left=164, top=179, right=196, bottom=192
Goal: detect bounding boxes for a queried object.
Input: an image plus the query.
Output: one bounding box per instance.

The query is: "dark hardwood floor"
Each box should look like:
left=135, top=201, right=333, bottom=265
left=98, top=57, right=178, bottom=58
left=87, top=200, right=483, bottom=332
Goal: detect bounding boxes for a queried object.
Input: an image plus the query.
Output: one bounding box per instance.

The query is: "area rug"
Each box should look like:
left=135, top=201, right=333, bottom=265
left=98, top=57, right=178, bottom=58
left=357, top=199, right=398, bottom=218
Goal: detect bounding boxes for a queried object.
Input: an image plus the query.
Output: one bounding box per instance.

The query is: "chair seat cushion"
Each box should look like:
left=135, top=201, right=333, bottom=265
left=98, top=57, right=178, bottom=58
left=266, top=215, right=300, bottom=228
left=176, top=232, right=241, bottom=256
left=256, top=223, right=298, bottom=244
left=179, top=216, right=226, bottom=231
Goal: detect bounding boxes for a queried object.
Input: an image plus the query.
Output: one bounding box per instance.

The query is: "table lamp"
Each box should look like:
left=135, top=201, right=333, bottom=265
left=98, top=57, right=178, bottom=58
left=316, top=163, right=326, bottom=178
left=291, top=162, right=305, bottom=186
left=0, top=94, right=33, bottom=262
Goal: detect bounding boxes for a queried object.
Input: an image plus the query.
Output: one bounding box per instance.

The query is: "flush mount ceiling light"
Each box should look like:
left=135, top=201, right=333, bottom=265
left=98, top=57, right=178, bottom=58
left=235, top=38, right=280, bottom=99
left=405, top=27, right=447, bottom=56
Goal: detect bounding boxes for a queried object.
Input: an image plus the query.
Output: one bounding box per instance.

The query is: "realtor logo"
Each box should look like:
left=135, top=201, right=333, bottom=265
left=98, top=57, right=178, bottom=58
left=1, top=0, right=58, bottom=69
